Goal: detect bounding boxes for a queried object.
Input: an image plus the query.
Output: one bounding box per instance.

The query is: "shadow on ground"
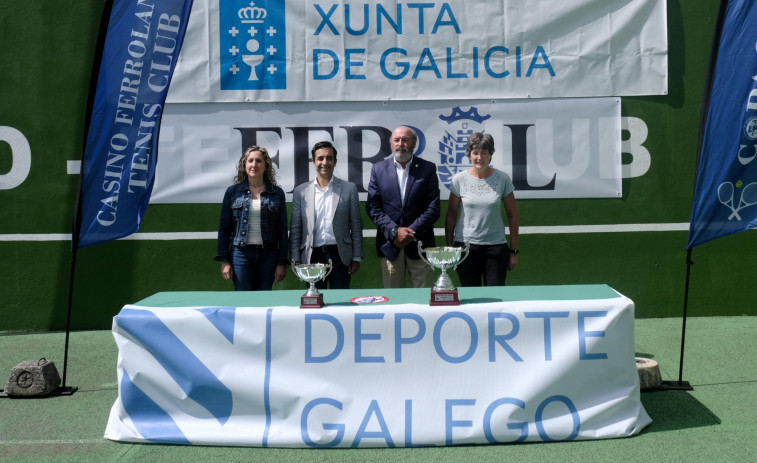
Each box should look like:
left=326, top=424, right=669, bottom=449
left=634, top=351, right=721, bottom=433
left=640, top=390, right=720, bottom=433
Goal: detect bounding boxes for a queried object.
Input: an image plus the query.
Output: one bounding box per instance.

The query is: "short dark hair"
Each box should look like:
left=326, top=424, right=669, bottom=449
left=465, top=132, right=495, bottom=156
left=311, top=141, right=337, bottom=161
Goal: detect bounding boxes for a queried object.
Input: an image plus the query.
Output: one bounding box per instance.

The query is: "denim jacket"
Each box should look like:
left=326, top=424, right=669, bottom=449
left=216, top=182, right=289, bottom=264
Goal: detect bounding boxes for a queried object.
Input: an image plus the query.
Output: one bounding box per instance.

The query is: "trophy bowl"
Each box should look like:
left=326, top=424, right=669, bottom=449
left=291, top=259, right=333, bottom=308
left=417, top=241, right=469, bottom=305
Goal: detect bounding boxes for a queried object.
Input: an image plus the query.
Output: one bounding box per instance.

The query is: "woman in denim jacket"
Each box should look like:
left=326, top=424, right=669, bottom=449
left=216, top=146, right=288, bottom=290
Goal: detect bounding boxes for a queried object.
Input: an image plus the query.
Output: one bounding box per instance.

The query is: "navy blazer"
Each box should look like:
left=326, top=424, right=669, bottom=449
left=366, top=156, right=441, bottom=261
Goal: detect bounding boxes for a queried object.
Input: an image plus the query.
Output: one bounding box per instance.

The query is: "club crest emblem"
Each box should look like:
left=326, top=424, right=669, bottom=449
left=436, top=107, right=491, bottom=190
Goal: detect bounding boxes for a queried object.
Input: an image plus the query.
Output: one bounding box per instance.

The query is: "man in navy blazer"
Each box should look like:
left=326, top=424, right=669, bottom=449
left=290, top=141, right=363, bottom=289
left=366, top=126, right=441, bottom=288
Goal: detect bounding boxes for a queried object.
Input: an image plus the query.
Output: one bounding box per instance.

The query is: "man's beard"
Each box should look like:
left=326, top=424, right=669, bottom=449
left=393, top=149, right=413, bottom=164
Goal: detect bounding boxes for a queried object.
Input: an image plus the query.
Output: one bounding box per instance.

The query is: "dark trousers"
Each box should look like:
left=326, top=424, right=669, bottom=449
left=310, top=245, right=351, bottom=289
left=454, top=242, right=509, bottom=287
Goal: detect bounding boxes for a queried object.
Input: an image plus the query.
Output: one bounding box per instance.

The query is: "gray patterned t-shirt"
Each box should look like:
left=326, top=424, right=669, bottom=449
left=449, top=169, right=514, bottom=245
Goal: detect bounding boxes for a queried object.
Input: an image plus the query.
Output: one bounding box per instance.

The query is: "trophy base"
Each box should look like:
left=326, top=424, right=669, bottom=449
left=430, top=289, right=459, bottom=306
left=301, top=294, right=325, bottom=309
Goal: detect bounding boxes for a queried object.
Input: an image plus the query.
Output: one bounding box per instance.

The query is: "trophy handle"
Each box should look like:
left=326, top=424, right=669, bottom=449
left=324, top=258, right=334, bottom=280
left=454, top=241, right=471, bottom=270
left=417, top=240, right=432, bottom=267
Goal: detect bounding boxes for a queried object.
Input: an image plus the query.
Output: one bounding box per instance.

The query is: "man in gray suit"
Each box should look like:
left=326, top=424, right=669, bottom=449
left=290, top=141, right=364, bottom=289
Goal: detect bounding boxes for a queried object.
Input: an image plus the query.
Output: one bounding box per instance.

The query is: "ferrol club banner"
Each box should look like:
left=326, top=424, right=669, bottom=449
left=104, top=295, right=651, bottom=446
left=165, top=0, right=668, bottom=103
left=150, top=97, right=621, bottom=203
left=688, top=0, right=757, bottom=249
left=78, top=0, right=194, bottom=248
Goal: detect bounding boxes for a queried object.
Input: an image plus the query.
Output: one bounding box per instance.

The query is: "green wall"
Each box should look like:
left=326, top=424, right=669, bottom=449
left=2, top=1, right=756, bottom=331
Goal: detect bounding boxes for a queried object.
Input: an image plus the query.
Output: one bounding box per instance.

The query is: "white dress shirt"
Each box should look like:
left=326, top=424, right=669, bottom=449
left=394, top=158, right=410, bottom=204
left=313, top=178, right=336, bottom=247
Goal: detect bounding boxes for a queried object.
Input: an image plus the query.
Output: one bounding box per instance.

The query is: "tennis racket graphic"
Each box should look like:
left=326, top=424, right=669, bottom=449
left=718, top=182, right=740, bottom=220
left=728, top=182, right=757, bottom=220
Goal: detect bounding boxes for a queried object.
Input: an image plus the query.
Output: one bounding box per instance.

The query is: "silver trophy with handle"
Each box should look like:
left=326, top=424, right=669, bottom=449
left=291, top=259, right=333, bottom=308
left=417, top=241, right=470, bottom=305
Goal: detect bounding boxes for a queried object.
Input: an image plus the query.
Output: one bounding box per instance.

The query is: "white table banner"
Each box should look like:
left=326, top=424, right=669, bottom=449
left=105, top=296, right=651, bottom=447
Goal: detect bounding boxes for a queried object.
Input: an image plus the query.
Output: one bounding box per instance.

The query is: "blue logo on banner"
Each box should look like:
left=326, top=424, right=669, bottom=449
left=116, top=309, right=234, bottom=425
left=220, top=0, right=286, bottom=90
left=710, top=117, right=757, bottom=222
left=436, top=107, right=491, bottom=190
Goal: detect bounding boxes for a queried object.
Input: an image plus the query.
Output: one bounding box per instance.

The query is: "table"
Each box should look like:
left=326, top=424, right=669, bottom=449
left=104, top=285, right=651, bottom=447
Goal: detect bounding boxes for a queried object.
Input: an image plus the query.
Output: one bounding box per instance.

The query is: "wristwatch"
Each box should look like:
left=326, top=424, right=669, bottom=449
left=509, top=248, right=519, bottom=255
left=389, top=228, right=398, bottom=240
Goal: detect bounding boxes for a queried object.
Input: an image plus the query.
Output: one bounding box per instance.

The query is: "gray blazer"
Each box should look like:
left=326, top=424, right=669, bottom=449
left=290, top=177, right=364, bottom=266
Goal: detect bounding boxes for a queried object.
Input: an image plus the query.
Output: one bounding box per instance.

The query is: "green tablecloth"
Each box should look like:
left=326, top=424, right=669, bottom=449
left=134, top=284, right=622, bottom=308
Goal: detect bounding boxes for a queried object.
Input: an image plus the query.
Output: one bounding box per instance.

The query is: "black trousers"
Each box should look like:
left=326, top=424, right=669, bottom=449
left=453, top=242, right=509, bottom=287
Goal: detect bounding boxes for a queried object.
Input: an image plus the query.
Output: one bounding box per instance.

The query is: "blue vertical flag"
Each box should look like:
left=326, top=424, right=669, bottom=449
left=688, top=0, right=757, bottom=249
left=77, top=0, right=194, bottom=248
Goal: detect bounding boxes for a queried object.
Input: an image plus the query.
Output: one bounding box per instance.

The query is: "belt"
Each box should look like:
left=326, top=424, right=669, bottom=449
left=312, top=244, right=338, bottom=253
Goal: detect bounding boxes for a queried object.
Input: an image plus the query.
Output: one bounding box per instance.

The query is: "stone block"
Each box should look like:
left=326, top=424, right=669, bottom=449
left=4, top=358, right=61, bottom=397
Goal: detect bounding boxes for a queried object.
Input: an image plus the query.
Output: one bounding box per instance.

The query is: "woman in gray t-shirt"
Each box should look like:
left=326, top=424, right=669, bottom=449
left=444, top=132, right=520, bottom=286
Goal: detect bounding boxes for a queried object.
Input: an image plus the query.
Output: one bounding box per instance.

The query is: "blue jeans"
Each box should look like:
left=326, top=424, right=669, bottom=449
left=231, top=245, right=277, bottom=291
left=310, top=246, right=351, bottom=290
left=454, top=242, right=509, bottom=287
